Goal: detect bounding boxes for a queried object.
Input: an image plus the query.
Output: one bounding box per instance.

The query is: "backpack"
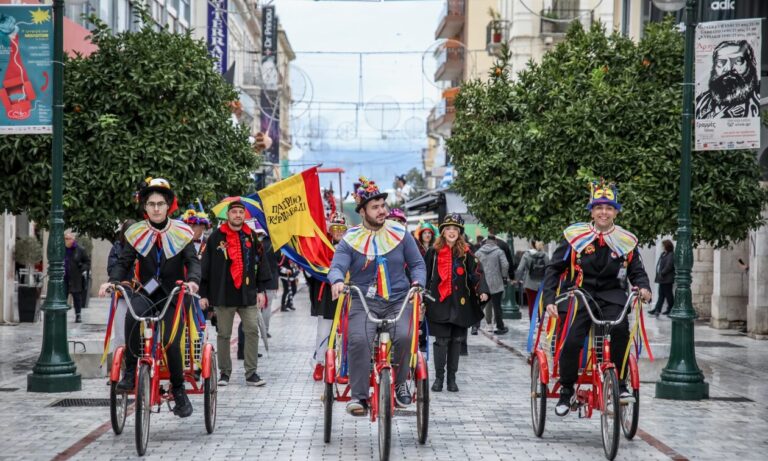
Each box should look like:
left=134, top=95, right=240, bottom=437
left=529, top=253, right=546, bottom=279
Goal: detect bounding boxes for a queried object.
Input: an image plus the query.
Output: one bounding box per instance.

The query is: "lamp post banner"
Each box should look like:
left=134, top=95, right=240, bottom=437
left=207, top=0, right=228, bottom=75
left=694, top=18, right=761, bottom=151
left=0, top=5, right=53, bottom=135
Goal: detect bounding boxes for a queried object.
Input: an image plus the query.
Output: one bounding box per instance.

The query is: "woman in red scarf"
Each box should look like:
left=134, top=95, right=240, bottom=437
left=424, top=214, right=489, bottom=392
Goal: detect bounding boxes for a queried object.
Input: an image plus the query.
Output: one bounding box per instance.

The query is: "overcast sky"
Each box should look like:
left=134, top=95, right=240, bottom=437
left=274, top=0, right=444, bottom=195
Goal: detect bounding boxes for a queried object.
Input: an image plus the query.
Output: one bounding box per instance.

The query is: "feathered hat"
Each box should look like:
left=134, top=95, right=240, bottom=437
left=353, top=177, right=388, bottom=213
left=181, top=200, right=211, bottom=227
left=586, top=179, right=621, bottom=211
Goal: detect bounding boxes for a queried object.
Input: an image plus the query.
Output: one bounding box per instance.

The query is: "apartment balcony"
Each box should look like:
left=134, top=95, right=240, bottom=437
left=540, top=9, right=594, bottom=37
left=428, top=88, right=459, bottom=138
left=434, top=45, right=464, bottom=82
left=435, top=0, right=465, bottom=39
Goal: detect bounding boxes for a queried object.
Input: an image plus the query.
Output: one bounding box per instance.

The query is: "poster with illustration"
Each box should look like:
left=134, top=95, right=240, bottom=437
left=0, top=5, right=52, bottom=135
left=694, top=18, right=761, bottom=151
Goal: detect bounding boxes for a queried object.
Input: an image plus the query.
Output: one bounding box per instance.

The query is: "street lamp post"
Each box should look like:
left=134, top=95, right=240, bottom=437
left=652, top=0, right=709, bottom=400
left=27, top=0, right=81, bottom=393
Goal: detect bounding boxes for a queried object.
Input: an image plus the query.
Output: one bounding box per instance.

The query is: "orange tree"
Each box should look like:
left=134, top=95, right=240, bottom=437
left=0, top=12, right=256, bottom=240
left=447, top=19, right=768, bottom=247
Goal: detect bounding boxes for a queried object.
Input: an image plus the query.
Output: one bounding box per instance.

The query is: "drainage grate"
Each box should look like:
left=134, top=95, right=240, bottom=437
left=709, top=396, right=754, bottom=403
left=694, top=341, right=744, bottom=348
left=0, top=387, right=19, bottom=392
left=49, top=398, right=133, bottom=408
left=394, top=409, right=417, bottom=417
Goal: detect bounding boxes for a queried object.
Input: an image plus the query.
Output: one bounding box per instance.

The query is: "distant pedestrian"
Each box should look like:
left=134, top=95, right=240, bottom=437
left=64, top=230, right=90, bottom=323
left=515, top=241, right=549, bottom=319
left=200, top=200, right=273, bottom=387
left=475, top=235, right=509, bottom=335
left=649, top=239, right=675, bottom=317
left=415, top=221, right=437, bottom=257
left=279, top=255, right=299, bottom=311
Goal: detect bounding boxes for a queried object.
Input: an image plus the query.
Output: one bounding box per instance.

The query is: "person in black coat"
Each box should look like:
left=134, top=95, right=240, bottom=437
left=542, top=181, right=651, bottom=417
left=64, top=230, right=90, bottom=323
left=200, top=201, right=272, bottom=387
left=649, top=239, right=675, bottom=316
left=424, top=214, right=489, bottom=392
left=99, top=178, right=200, bottom=418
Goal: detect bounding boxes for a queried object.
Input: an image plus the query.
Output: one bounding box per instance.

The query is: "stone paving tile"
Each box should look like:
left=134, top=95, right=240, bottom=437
left=0, top=286, right=766, bottom=460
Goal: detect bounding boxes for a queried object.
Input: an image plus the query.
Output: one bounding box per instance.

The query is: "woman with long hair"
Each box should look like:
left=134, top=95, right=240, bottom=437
left=415, top=221, right=438, bottom=257
left=424, top=213, right=489, bottom=392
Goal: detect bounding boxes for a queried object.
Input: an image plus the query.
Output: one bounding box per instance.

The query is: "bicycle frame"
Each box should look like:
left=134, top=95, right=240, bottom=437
left=534, top=288, right=639, bottom=418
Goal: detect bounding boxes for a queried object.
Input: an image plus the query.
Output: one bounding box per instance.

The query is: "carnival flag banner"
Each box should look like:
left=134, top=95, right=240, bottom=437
left=694, top=19, right=761, bottom=151
left=254, top=167, right=334, bottom=280
left=0, top=5, right=53, bottom=134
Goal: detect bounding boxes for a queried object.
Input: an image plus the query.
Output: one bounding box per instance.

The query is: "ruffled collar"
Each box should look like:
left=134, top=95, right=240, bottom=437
left=563, top=222, right=638, bottom=257
left=125, top=219, right=194, bottom=258
left=342, top=219, right=406, bottom=257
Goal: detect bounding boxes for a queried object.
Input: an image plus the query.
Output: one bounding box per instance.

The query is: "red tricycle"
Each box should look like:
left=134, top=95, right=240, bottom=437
left=529, top=287, right=651, bottom=460
left=322, top=284, right=429, bottom=461
left=107, top=282, right=217, bottom=456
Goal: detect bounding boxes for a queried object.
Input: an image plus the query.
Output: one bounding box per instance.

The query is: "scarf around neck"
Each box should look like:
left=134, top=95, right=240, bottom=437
left=220, top=223, right=252, bottom=289
left=563, top=222, right=638, bottom=257
left=125, top=219, right=193, bottom=259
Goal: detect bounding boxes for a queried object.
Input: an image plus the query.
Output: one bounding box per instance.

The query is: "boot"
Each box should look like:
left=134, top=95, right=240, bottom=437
left=431, top=338, right=447, bottom=392
left=75, top=314, right=82, bottom=323
left=447, top=338, right=461, bottom=392
left=116, top=364, right=136, bottom=392
left=172, top=386, right=193, bottom=418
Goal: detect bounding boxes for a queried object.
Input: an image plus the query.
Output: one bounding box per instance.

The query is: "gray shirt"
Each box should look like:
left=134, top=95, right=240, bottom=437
left=328, top=231, right=427, bottom=301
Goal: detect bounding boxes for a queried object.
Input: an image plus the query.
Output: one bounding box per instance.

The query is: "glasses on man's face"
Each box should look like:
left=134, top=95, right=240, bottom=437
left=146, top=201, right=168, bottom=209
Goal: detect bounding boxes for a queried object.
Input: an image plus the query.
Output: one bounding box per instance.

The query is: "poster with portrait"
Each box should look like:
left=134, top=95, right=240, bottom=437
left=0, top=5, right=53, bottom=135
left=694, top=19, right=761, bottom=151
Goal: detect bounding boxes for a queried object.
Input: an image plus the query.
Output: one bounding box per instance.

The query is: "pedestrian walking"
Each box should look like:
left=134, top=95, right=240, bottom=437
left=279, top=255, right=299, bottom=311
left=475, top=235, right=509, bottom=335
left=328, top=177, right=426, bottom=415
left=200, top=200, right=273, bottom=387
left=64, top=230, right=90, bottom=323
left=649, top=239, right=675, bottom=317
left=515, top=240, right=549, bottom=319
left=99, top=177, right=200, bottom=418
left=424, top=213, right=489, bottom=392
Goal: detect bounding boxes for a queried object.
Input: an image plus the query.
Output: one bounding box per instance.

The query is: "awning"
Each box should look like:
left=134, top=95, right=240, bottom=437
left=403, top=189, right=445, bottom=212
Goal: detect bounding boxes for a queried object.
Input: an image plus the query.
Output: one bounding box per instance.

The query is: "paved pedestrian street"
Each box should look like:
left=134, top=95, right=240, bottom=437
left=1, top=285, right=767, bottom=460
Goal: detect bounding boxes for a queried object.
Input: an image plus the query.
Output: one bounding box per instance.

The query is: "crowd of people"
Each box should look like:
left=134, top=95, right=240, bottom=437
left=91, top=173, right=674, bottom=422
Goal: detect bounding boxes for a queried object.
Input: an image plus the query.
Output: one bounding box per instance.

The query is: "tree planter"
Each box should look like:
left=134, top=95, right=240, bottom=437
left=18, top=286, right=40, bottom=322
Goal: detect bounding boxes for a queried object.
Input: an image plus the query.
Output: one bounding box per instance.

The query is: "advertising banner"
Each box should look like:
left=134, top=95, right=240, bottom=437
left=260, top=5, right=280, bottom=164
left=207, top=0, right=228, bottom=75
left=694, top=18, right=761, bottom=151
left=0, top=5, right=53, bottom=135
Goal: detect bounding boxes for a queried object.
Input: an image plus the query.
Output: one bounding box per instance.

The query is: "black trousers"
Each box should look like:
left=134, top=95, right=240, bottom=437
left=652, top=283, right=674, bottom=314
left=558, top=300, right=629, bottom=386
left=124, top=289, right=185, bottom=389
left=490, top=292, right=504, bottom=329
left=65, top=280, right=83, bottom=315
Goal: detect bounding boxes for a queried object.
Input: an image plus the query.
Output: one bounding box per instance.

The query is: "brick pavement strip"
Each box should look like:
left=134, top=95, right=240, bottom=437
left=0, top=287, right=766, bottom=460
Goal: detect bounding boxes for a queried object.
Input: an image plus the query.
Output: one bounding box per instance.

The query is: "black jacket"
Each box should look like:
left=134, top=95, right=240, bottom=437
left=655, top=251, right=675, bottom=284
left=262, top=239, right=280, bottom=291
left=200, top=226, right=272, bottom=307
left=109, top=237, right=201, bottom=296
left=65, top=245, right=90, bottom=293
left=424, top=246, right=489, bottom=329
left=543, top=238, right=651, bottom=309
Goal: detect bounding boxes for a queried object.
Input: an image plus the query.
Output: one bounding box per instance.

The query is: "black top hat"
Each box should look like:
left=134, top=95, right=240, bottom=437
left=439, top=213, right=464, bottom=232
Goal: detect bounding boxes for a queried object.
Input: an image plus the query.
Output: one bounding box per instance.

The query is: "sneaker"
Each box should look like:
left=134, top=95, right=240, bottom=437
left=619, top=385, right=636, bottom=404
left=346, top=399, right=368, bottom=416
left=246, top=373, right=266, bottom=387
left=494, top=326, right=509, bottom=335
left=395, top=382, right=412, bottom=407
left=218, top=373, right=230, bottom=386
left=555, top=387, right=574, bottom=416
left=171, top=386, right=193, bottom=418
left=312, top=363, right=324, bottom=382
left=75, top=314, right=82, bottom=323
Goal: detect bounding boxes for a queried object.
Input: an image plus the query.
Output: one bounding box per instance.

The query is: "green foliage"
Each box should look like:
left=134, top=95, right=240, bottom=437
left=0, top=12, right=257, bottom=240
left=448, top=19, right=768, bottom=247
left=14, top=236, right=42, bottom=266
